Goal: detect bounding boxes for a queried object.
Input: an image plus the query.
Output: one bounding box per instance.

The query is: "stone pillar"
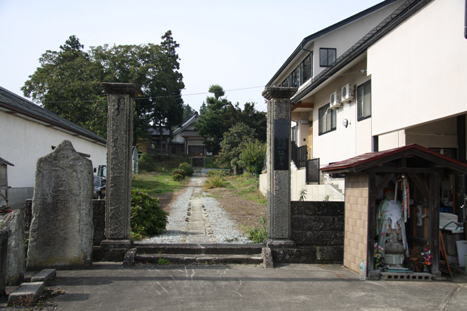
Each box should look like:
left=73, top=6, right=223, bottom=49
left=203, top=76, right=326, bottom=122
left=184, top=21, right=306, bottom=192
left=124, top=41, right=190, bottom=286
left=102, top=83, right=136, bottom=243
left=27, top=140, right=94, bottom=269
left=262, top=87, right=297, bottom=246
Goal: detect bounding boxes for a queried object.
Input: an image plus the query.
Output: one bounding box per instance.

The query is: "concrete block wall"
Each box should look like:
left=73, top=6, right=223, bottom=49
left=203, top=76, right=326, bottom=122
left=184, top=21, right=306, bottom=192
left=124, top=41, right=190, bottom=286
left=343, top=174, right=369, bottom=274
left=273, top=201, right=344, bottom=264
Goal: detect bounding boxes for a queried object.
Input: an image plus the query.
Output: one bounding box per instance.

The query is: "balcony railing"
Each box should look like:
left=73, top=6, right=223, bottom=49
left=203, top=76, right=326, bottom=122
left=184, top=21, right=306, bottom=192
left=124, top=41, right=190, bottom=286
left=291, top=142, right=308, bottom=168
left=306, top=158, right=320, bottom=184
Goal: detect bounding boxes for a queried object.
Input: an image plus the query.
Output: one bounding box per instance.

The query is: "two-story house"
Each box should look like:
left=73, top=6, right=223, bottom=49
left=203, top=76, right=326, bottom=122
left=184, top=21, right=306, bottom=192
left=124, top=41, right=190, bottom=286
left=261, top=0, right=467, bottom=203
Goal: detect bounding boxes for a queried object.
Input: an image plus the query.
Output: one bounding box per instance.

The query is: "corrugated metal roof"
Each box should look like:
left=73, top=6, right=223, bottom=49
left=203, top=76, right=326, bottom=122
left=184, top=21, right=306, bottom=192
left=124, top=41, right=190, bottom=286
left=0, top=86, right=106, bottom=144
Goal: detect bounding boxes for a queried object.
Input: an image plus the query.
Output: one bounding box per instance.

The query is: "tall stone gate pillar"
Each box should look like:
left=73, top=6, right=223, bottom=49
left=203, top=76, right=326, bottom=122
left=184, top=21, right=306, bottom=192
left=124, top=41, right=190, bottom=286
left=263, top=87, right=297, bottom=246
left=102, top=83, right=136, bottom=245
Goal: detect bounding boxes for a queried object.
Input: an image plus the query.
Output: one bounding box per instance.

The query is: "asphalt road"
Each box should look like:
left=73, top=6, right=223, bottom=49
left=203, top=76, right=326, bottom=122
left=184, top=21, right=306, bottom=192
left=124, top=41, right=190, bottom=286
left=8, top=263, right=467, bottom=311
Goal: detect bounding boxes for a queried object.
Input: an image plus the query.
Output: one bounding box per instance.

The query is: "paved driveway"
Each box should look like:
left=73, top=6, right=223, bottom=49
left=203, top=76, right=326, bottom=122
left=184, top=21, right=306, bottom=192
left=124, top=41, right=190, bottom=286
left=12, top=263, right=467, bottom=311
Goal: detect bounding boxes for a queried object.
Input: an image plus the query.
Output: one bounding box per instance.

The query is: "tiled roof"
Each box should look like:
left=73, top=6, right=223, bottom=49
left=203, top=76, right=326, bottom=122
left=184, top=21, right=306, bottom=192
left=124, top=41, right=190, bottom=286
left=0, top=157, right=14, bottom=166
left=0, top=86, right=106, bottom=144
left=292, top=0, right=432, bottom=103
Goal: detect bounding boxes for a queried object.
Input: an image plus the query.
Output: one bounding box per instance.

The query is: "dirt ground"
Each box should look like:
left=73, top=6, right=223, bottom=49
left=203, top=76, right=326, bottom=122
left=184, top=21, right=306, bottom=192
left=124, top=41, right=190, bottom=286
left=157, top=187, right=186, bottom=214
left=207, top=187, right=266, bottom=232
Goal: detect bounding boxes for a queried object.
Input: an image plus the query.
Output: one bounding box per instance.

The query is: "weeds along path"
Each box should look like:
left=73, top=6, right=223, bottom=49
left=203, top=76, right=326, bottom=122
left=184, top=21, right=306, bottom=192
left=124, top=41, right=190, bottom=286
left=141, top=176, right=250, bottom=244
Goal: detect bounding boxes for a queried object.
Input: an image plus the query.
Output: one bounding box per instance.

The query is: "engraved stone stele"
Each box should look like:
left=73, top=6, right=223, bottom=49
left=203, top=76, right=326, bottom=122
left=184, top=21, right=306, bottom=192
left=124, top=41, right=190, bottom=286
left=0, top=230, right=7, bottom=296
left=27, top=140, right=93, bottom=269
left=0, top=208, right=25, bottom=285
left=102, top=82, right=136, bottom=242
left=262, top=87, right=297, bottom=246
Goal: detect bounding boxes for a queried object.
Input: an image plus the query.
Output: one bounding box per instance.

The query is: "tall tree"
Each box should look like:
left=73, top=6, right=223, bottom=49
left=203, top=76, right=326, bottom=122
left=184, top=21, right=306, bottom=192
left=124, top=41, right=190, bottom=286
left=22, top=36, right=106, bottom=136
left=182, top=103, right=196, bottom=121
left=22, top=31, right=185, bottom=141
left=239, top=102, right=267, bottom=142
left=196, top=85, right=240, bottom=153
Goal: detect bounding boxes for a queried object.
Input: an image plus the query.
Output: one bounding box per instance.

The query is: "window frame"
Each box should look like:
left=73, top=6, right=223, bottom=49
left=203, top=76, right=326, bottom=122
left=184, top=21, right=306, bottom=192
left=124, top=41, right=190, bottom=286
left=318, top=103, right=336, bottom=135
left=300, top=53, right=313, bottom=84
left=357, top=80, right=372, bottom=121
left=319, top=48, right=337, bottom=67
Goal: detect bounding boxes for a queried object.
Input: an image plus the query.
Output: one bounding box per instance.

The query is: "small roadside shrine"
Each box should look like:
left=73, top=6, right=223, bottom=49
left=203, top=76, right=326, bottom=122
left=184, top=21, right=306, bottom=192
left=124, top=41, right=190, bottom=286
left=322, top=144, right=467, bottom=280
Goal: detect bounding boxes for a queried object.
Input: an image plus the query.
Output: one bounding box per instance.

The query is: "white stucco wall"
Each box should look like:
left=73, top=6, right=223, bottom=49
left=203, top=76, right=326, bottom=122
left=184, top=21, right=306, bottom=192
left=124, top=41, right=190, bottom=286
left=274, top=0, right=403, bottom=85
left=311, top=60, right=373, bottom=166
left=0, top=111, right=107, bottom=188
left=367, top=0, right=467, bottom=136
left=311, top=0, right=402, bottom=77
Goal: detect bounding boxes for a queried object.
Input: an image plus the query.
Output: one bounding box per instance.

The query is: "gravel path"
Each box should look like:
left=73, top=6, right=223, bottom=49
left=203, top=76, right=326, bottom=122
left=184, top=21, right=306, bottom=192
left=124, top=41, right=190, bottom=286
left=141, top=176, right=251, bottom=244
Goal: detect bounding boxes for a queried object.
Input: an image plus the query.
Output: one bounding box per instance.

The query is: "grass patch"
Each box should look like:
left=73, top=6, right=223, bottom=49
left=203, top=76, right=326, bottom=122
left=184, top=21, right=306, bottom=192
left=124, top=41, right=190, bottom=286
left=204, top=175, right=228, bottom=189
left=157, top=258, right=171, bottom=265
left=225, top=174, right=266, bottom=205
left=133, top=172, right=187, bottom=198
left=245, top=217, right=267, bottom=243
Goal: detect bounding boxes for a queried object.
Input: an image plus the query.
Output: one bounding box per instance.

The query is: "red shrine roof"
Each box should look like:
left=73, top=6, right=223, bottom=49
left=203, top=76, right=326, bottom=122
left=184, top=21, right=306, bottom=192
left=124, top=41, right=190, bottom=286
left=321, top=144, right=467, bottom=174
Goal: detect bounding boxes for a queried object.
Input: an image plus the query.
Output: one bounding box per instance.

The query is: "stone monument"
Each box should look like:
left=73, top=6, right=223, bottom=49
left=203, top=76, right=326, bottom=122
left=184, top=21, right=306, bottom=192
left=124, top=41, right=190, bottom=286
left=101, top=83, right=136, bottom=259
left=0, top=230, right=7, bottom=296
left=27, top=140, right=93, bottom=269
left=262, top=87, right=297, bottom=246
left=0, top=208, right=25, bottom=284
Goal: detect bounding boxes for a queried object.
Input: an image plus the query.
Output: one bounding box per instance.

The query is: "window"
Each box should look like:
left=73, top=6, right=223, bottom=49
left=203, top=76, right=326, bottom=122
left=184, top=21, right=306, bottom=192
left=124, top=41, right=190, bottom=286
left=301, top=53, right=313, bottom=83
left=318, top=104, right=336, bottom=135
left=319, top=48, right=336, bottom=67
left=291, top=67, right=300, bottom=87
left=357, top=80, right=371, bottom=120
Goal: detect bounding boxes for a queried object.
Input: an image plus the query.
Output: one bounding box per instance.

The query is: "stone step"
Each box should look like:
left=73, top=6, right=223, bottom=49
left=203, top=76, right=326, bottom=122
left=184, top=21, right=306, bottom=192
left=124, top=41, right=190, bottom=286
left=134, top=253, right=263, bottom=265
left=7, top=282, right=45, bottom=306
left=133, top=243, right=263, bottom=255
left=31, top=269, right=56, bottom=284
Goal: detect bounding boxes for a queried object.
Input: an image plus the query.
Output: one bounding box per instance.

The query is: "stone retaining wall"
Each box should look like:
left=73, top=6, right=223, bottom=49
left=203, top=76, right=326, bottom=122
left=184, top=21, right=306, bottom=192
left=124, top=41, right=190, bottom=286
left=272, top=201, right=344, bottom=264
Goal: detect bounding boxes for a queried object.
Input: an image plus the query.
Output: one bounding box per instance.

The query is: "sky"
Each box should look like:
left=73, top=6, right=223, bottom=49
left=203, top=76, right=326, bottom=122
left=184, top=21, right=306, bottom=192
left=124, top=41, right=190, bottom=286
left=0, top=0, right=382, bottom=112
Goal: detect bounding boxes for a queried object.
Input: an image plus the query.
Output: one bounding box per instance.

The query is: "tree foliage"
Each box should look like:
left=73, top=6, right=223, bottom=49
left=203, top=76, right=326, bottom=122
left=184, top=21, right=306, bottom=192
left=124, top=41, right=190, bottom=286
left=196, top=85, right=266, bottom=154
left=217, top=122, right=256, bottom=169
left=22, top=32, right=187, bottom=140
left=239, top=140, right=266, bottom=175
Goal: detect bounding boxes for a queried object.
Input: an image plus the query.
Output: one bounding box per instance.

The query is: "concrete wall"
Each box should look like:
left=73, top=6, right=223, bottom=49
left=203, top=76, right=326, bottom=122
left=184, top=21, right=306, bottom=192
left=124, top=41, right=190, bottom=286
left=290, top=164, right=344, bottom=201
left=367, top=0, right=467, bottom=136
left=343, top=174, right=369, bottom=275
left=0, top=111, right=106, bottom=207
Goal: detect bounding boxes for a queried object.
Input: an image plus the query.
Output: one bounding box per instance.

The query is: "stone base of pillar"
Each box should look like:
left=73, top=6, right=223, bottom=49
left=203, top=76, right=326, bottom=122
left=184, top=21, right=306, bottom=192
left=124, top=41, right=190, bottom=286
left=266, top=239, right=295, bottom=248
left=98, top=240, right=132, bottom=262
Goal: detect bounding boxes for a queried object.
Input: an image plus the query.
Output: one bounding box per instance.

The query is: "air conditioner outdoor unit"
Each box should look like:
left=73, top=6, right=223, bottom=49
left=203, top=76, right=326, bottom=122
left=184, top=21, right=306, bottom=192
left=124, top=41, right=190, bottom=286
left=341, top=83, right=354, bottom=103
left=329, top=91, right=341, bottom=110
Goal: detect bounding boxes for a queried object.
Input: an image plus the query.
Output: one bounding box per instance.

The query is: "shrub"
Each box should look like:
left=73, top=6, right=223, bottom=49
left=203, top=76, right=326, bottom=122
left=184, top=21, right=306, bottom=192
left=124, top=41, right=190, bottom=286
left=246, top=217, right=267, bottom=243
left=131, top=190, right=168, bottom=238
left=178, top=162, right=194, bottom=177
left=239, top=140, right=266, bottom=175
left=139, top=153, right=157, bottom=172
left=204, top=175, right=227, bottom=189
left=172, top=168, right=185, bottom=181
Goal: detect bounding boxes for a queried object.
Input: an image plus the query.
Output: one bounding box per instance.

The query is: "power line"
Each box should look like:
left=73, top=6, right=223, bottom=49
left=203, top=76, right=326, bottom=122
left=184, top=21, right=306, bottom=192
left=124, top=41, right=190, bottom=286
left=32, top=84, right=266, bottom=105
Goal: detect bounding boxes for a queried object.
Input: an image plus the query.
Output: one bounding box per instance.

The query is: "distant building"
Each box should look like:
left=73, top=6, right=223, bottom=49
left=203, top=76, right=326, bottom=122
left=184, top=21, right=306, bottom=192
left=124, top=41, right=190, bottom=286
left=148, top=112, right=207, bottom=157
left=0, top=86, right=107, bottom=208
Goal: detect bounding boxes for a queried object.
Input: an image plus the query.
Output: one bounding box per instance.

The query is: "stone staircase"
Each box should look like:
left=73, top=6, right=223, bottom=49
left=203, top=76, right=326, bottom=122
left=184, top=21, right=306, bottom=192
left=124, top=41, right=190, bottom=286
left=126, top=243, right=264, bottom=265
